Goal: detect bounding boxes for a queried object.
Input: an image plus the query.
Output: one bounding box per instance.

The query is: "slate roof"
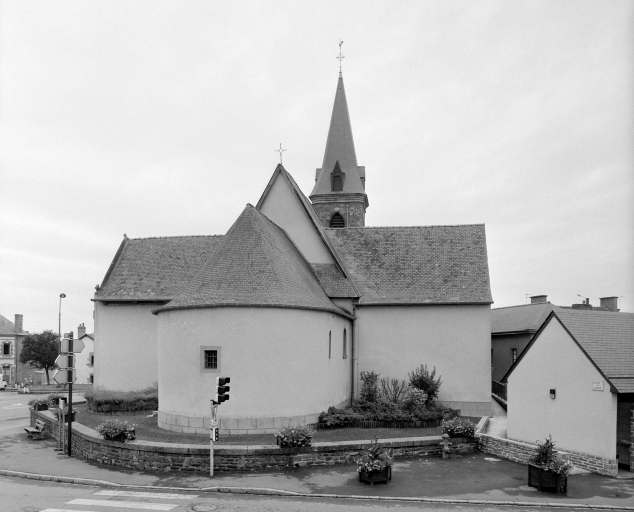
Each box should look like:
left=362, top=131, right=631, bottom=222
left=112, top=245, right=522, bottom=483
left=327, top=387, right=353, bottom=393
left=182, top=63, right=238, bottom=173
left=311, top=264, right=358, bottom=298
left=492, top=303, right=559, bottom=334
left=0, top=314, right=16, bottom=335
left=95, top=235, right=223, bottom=301
left=556, top=310, right=634, bottom=393
left=325, top=225, right=492, bottom=305
left=155, top=205, right=350, bottom=317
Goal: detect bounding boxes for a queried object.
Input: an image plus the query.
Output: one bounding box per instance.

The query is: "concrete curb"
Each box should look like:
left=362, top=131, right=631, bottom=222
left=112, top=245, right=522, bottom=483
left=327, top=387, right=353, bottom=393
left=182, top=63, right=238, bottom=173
left=1, top=468, right=633, bottom=510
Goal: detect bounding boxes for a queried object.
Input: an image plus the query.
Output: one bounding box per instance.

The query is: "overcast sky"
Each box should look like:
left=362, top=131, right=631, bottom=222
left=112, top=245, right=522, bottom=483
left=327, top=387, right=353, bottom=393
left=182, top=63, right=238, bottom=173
left=1, top=1, right=632, bottom=335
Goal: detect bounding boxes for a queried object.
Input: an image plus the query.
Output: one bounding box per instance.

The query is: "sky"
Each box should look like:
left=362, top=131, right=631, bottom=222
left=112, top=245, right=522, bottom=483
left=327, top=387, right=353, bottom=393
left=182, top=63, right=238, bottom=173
left=1, top=0, right=632, bottom=335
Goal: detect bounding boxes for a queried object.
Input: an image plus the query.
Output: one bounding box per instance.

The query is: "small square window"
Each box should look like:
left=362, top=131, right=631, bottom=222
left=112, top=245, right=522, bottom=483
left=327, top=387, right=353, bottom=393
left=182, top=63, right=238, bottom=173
left=204, top=350, right=217, bottom=369
left=200, top=346, right=221, bottom=373
left=2, top=343, right=10, bottom=356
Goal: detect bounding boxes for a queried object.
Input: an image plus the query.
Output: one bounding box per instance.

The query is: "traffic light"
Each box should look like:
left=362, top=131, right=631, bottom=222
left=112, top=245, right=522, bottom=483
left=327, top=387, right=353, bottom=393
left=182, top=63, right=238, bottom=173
left=211, top=427, right=219, bottom=441
left=214, top=376, right=230, bottom=404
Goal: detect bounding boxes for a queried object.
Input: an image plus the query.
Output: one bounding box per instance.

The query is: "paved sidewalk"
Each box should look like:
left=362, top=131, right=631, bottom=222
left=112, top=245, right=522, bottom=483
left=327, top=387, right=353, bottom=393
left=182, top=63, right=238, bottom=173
left=485, top=397, right=508, bottom=438
left=1, top=425, right=633, bottom=509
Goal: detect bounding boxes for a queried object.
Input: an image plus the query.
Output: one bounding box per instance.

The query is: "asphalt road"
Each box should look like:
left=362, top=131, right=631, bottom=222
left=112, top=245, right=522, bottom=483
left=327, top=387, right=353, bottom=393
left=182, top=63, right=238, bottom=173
left=0, top=476, right=593, bottom=512
left=0, top=391, right=29, bottom=432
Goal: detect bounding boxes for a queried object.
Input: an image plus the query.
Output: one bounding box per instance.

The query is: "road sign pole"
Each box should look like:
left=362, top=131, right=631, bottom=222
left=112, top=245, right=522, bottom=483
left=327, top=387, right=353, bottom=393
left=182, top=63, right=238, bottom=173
left=210, top=401, right=216, bottom=477
left=67, top=338, right=73, bottom=457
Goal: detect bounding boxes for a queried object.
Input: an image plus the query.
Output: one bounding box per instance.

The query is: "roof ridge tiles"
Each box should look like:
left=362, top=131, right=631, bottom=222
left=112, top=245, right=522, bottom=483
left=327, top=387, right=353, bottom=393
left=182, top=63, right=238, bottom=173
left=324, top=223, right=485, bottom=230
left=492, top=302, right=555, bottom=310
left=129, top=234, right=223, bottom=241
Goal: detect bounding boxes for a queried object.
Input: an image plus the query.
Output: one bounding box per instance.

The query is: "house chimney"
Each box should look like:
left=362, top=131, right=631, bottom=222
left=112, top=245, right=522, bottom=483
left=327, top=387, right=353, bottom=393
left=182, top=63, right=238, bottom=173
left=14, top=314, right=23, bottom=333
left=78, top=323, right=86, bottom=338
left=530, top=295, right=548, bottom=304
left=572, top=298, right=592, bottom=310
left=600, top=296, right=619, bottom=312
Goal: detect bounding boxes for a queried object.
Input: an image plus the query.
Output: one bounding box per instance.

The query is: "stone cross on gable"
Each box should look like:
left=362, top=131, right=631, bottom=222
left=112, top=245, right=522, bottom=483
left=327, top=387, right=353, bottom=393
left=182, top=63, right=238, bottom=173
left=275, top=143, right=287, bottom=164
left=337, top=40, right=345, bottom=73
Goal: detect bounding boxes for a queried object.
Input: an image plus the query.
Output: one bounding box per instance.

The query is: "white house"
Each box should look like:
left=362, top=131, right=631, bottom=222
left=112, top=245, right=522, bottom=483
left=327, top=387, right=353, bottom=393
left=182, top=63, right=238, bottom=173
left=504, top=309, right=634, bottom=475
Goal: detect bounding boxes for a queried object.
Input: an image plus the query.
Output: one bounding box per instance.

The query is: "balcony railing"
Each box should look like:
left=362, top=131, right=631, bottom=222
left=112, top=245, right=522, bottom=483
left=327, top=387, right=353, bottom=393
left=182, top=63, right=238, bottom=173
left=492, top=380, right=507, bottom=401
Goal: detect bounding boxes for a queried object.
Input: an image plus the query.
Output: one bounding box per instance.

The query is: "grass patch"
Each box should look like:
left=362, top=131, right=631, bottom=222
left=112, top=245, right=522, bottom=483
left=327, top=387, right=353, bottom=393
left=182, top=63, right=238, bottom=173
left=72, top=402, right=446, bottom=446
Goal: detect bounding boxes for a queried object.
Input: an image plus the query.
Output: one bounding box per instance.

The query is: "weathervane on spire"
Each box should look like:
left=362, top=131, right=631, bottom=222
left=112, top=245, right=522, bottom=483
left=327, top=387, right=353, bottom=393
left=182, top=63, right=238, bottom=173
left=275, top=143, right=287, bottom=164
left=337, top=40, right=345, bottom=73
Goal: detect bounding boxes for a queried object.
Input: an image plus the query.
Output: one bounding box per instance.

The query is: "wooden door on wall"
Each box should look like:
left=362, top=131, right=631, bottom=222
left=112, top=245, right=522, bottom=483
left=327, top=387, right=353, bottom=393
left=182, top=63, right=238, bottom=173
left=617, top=400, right=633, bottom=467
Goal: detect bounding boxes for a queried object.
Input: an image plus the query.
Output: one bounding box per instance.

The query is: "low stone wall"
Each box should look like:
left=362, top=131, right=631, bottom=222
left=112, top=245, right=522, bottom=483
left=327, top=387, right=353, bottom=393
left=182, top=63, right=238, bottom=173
left=478, top=418, right=618, bottom=477
left=31, top=410, right=478, bottom=473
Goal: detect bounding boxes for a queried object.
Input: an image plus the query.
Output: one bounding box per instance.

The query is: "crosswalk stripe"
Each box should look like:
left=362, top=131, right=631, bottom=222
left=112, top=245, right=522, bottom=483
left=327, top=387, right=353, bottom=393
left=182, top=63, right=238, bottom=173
left=41, top=509, right=95, bottom=512
left=67, top=499, right=177, bottom=510
left=95, top=490, right=198, bottom=499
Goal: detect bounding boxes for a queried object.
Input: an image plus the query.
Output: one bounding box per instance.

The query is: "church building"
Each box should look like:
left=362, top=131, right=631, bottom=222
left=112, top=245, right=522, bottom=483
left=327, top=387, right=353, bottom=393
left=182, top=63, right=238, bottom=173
left=93, top=71, right=493, bottom=434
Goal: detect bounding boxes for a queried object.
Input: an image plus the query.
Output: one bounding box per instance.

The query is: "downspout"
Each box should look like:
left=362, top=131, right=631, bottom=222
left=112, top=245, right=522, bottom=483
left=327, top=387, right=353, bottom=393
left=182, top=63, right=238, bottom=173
left=350, top=300, right=358, bottom=404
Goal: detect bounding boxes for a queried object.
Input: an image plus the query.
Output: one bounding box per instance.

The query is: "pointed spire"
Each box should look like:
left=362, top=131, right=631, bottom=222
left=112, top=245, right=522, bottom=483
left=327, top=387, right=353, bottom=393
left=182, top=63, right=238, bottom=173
left=310, top=74, right=366, bottom=197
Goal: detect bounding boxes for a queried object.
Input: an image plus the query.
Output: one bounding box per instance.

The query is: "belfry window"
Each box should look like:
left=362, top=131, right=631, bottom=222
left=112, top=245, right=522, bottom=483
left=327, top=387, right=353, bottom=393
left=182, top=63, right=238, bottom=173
left=330, top=212, right=345, bottom=228
left=330, top=160, right=345, bottom=192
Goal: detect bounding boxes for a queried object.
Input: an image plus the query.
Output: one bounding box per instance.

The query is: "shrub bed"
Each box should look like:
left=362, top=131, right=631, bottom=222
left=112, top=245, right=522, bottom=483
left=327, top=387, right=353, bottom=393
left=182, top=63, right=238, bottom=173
left=84, top=383, right=158, bottom=413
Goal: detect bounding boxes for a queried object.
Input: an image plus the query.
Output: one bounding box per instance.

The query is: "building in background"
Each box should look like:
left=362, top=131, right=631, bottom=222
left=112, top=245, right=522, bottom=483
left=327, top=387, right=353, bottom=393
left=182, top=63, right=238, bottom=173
left=74, top=322, right=95, bottom=385
left=0, top=314, right=26, bottom=386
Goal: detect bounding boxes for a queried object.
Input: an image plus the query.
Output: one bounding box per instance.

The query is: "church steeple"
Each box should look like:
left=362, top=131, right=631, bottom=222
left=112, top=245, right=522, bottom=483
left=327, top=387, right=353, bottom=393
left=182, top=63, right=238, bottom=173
left=310, top=72, right=368, bottom=228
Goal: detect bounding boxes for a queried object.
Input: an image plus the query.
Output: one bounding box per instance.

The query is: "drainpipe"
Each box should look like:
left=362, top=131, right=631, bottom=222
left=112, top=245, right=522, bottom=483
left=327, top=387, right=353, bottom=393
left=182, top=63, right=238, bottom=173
left=350, top=300, right=358, bottom=405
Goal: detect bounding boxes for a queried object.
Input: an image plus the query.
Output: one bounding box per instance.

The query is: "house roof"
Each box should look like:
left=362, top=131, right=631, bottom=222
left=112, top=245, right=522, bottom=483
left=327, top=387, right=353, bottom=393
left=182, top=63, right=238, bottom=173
left=95, top=235, right=223, bottom=301
left=556, top=310, right=634, bottom=393
left=311, top=264, right=358, bottom=298
left=0, top=314, right=16, bottom=336
left=325, top=224, right=493, bottom=305
left=492, top=302, right=559, bottom=334
left=154, top=205, right=351, bottom=318
left=505, top=310, right=634, bottom=393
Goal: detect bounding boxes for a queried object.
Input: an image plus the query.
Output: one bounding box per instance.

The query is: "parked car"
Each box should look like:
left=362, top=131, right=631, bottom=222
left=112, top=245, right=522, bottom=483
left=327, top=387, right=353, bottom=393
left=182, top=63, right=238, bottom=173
left=0, top=378, right=7, bottom=390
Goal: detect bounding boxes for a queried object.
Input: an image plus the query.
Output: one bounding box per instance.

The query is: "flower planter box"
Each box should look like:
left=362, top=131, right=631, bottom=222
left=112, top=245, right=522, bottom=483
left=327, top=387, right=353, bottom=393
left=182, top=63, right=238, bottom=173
left=33, top=404, right=48, bottom=411
left=528, top=463, right=567, bottom=494
left=359, top=466, right=391, bottom=485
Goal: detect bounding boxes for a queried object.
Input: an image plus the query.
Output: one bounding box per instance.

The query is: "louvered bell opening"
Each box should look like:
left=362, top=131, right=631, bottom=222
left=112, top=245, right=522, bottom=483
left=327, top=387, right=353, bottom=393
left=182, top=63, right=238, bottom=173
left=330, top=212, right=345, bottom=228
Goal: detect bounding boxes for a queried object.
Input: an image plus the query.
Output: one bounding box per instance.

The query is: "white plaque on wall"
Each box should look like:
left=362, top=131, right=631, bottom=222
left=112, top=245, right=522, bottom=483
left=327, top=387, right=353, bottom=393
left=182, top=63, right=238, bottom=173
left=592, top=381, right=604, bottom=391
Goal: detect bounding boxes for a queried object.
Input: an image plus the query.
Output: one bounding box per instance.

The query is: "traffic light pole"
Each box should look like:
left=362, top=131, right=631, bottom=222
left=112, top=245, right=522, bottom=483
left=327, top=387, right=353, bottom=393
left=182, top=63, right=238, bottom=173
left=210, top=402, right=218, bottom=477
left=68, top=379, right=73, bottom=456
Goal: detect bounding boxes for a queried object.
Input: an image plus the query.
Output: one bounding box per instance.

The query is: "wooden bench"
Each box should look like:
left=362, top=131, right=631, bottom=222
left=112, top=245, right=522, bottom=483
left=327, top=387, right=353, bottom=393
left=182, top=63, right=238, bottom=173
left=24, top=419, right=46, bottom=440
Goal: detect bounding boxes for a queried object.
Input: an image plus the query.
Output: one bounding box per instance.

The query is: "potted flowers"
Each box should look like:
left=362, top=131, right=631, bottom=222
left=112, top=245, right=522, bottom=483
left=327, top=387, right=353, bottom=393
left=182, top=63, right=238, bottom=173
left=357, top=437, right=393, bottom=485
left=29, top=397, right=49, bottom=411
left=527, top=435, right=573, bottom=494
left=97, top=419, right=136, bottom=443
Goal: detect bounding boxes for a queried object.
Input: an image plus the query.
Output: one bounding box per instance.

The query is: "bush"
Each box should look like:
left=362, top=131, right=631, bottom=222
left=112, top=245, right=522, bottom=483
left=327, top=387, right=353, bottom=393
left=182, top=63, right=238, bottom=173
left=85, top=383, right=158, bottom=413
left=402, top=388, right=428, bottom=412
left=352, top=398, right=413, bottom=422
left=318, top=406, right=364, bottom=427
left=277, top=425, right=313, bottom=448
left=408, top=364, right=442, bottom=401
left=359, top=371, right=380, bottom=403
left=97, top=419, right=136, bottom=442
left=412, top=409, right=444, bottom=421
left=442, top=417, right=476, bottom=438
left=379, top=378, right=409, bottom=404
left=28, top=397, right=49, bottom=408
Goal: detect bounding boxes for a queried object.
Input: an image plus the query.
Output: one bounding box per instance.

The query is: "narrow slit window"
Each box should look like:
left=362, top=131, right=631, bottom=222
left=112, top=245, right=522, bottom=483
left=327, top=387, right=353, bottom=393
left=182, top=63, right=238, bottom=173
left=511, top=348, right=517, bottom=363
left=328, top=331, right=332, bottom=359
left=343, top=329, right=347, bottom=358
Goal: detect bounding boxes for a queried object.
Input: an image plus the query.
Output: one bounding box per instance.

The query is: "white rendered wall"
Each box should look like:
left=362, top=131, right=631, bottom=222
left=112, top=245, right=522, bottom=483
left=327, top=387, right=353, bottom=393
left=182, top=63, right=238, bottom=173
left=93, top=302, right=158, bottom=390
left=157, top=307, right=351, bottom=422
left=507, top=318, right=617, bottom=460
left=74, top=336, right=94, bottom=384
left=258, top=172, right=334, bottom=264
left=356, top=305, right=491, bottom=414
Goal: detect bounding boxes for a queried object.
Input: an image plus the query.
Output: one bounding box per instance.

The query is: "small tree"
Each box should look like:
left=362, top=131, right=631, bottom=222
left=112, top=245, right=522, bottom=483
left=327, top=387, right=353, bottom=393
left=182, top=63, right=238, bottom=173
left=359, top=371, right=380, bottom=403
left=408, top=364, right=442, bottom=402
left=19, top=330, right=59, bottom=385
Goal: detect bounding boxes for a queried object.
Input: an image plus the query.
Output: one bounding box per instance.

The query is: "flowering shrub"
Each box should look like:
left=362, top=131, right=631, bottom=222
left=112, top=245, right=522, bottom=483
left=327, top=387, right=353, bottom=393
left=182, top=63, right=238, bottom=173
left=402, top=388, right=428, bottom=412
left=530, top=436, right=573, bottom=475
left=442, top=417, right=476, bottom=438
left=357, top=437, right=393, bottom=474
left=96, top=419, right=136, bottom=442
left=277, top=425, right=313, bottom=448
left=318, top=406, right=364, bottom=427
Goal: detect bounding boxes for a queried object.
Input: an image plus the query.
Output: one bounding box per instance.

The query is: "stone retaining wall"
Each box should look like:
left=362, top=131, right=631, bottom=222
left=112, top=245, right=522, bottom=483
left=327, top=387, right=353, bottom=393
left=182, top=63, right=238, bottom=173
left=31, top=410, right=478, bottom=473
left=478, top=418, right=618, bottom=477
